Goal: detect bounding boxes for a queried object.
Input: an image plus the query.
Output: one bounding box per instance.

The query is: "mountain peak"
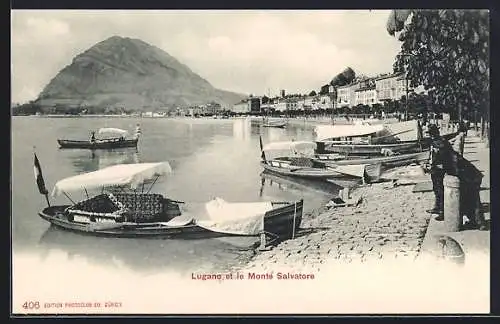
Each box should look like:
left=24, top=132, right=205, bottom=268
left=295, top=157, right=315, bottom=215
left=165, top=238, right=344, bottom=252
left=37, top=37, right=245, bottom=110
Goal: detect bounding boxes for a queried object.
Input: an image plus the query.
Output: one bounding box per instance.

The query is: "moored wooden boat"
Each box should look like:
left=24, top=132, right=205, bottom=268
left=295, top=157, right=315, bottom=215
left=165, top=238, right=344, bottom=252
left=259, top=138, right=382, bottom=182
left=314, top=122, right=458, bottom=156
left=38, top=199, right=303, bottom=240
left=58, top=138, right=138, bottom=149
left=58, top=126, right=141, bottom=150
left=35, top=160, right=303, bottom=241
left=315, top=150, right=430, bottom=168
left=262, top=121, right=287, bottom=128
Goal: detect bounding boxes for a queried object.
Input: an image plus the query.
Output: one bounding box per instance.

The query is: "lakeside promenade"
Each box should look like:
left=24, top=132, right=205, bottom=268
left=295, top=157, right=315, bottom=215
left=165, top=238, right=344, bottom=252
left=234, top=132, right=490, bottom=312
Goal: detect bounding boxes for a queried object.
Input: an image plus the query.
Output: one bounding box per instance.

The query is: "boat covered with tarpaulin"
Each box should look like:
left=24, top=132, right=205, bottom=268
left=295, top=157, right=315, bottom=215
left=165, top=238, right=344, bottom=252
left=259, top=138, right=382, bottom=182
left=314, top=120, right=456, bottom=156
left=38, top=161, right=303, bottom=241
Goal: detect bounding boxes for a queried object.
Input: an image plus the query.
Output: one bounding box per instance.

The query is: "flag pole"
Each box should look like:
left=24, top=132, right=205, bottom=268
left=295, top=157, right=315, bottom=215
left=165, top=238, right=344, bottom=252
left=259, top=135, right=266, bottom=162
left=33, top=146, right=51, bottom=207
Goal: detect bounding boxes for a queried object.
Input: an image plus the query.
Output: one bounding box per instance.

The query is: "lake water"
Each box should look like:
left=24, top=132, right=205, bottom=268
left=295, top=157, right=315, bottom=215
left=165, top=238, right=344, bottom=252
left=11, top=116, right=344, bottom=275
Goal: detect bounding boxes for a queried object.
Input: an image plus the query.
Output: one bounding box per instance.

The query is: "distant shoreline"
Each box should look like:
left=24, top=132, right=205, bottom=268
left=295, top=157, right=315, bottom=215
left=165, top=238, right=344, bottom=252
left=14, top=114, right=403, bottom=127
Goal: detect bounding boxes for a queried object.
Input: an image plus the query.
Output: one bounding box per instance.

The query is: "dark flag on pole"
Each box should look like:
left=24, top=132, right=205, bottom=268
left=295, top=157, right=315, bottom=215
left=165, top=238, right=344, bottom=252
left=33, top=152, right=49, bottom=195
left=259, top=136, right=266, bottom=162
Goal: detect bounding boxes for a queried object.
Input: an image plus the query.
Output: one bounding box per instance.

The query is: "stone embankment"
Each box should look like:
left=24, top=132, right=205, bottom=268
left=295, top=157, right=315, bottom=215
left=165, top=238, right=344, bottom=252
left=236, top=168, right=435, bottom=273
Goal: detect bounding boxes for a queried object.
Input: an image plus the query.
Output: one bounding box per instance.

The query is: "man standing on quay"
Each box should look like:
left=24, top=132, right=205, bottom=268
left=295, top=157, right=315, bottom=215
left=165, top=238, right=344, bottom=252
left=425, top=124, right=447, bottom=219
left=425, top=124, right=486, bottom=230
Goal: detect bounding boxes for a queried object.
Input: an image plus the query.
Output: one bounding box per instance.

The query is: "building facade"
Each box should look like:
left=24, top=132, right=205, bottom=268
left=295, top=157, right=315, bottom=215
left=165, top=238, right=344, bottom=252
left=232, top=100, right=250, bottom=114
left=231, top=97, right=261, bottom=114
left=354, top=87, right=377, bottom=106
left=336, top=85, right=351, bottom=107
left=249, top=97, right=261, bottom=113
left=374, top=72, right=409, bottom=103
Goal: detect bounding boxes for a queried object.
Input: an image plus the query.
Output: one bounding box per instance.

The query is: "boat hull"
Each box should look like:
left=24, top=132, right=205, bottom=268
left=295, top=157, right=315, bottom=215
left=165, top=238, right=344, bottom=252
left=261, top=161, right=362, bottom=180
left=316, top=150, right=430, bottom=168
left=58, top=138, right=138, bottom=149
left=317, top=132, right=458, bottom=156
left=38, top=201, right=303, bottom=240
left=321, top=140, right=423, bottom=155
left=262, top=122, right=287, bottom=128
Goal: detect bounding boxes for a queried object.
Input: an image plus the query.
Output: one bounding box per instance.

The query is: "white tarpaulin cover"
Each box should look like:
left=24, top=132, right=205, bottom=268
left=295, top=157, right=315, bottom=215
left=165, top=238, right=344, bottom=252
left=262, top=141, right=317, bottom=160
left=195, top=198, right=273, bottom=235
left=314, top=124, right=386, bottom=141
left=98, top=128, right=129, bottom=136
left=328, top=164, right=367, bottom=178
left=262, top=141, right=317, bottom=152
left=51, top=162, right=172, bottom=197
left=383, top=120, right=419, bottom=141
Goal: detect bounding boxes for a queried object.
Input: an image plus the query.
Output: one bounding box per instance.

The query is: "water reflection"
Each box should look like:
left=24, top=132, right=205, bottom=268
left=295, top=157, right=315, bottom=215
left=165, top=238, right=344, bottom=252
left=93, top=149, right=140, bottom=169
left=259, top=171, right=341, bottom=198
left=232, top=118, right=251, bottom=141
left=37, top=226, right=256, bottom=275
left=13, top=117, right=341, bottom=270
left=62, top=148, right=140, bottom=174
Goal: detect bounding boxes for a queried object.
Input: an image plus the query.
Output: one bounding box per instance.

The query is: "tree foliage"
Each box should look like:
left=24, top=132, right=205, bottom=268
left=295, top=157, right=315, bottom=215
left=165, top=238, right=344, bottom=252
left=387, top=10, right=489, bottom=120
left=330, top=67, right=356, bottom=87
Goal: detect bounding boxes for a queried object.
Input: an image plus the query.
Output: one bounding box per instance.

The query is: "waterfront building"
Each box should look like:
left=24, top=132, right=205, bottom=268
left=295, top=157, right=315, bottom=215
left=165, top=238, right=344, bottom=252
left=335, top=81, right=362, bottom=108
left=374, top=72, right=410, bottom=104
left=231, top=97, right=261, bottom=114
left=336, top=84, right=350, bottom=108
left=354, top=86, right=378, bottom=106
left=232, top=100, right=250, bottom=114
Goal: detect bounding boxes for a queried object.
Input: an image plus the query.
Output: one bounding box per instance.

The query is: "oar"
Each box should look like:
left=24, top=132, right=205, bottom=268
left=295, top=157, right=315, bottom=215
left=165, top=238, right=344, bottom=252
left=375, top=128, right=414, bottom=141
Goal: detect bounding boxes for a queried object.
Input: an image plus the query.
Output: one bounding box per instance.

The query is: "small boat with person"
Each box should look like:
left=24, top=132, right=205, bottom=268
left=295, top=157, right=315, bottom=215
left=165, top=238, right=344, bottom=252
left=33, top=154, right=303, bottom=242
left=57, top=125, right=141, bottom=150
left=259, top=137, right=382, bottom=183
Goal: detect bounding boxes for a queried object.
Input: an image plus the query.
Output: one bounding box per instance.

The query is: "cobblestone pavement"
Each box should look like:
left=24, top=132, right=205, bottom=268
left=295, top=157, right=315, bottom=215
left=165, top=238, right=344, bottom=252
left=235, top=176, right=435, bottom=273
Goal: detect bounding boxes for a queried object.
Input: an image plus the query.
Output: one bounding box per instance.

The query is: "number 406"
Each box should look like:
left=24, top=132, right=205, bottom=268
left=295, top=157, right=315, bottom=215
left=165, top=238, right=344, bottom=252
left=22, top=301, right=40, bottom=310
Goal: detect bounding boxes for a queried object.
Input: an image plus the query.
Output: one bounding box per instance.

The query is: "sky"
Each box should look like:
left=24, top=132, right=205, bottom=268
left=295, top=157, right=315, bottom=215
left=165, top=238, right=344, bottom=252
left=11, top=10, right=403, bottom=104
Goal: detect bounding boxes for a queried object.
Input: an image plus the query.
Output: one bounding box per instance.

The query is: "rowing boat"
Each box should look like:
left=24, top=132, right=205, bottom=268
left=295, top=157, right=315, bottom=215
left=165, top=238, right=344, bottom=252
left=57, top=138, right=138, bottom=149
left=315, top=150, right=430, bottom=168
left=262, top=121, right=287, bottom=128
left=259, top=138, right=382, bottom=182
left=314, top=121, right=458, bottom=156
left=58, top=126, right=141, bottom=150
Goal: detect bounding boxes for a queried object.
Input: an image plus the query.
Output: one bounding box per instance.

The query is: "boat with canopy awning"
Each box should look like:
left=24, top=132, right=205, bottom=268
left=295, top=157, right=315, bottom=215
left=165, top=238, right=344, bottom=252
left=259, top=138, right=382, bottom=182
left=57, top=126, right=140, bottom=150
left=37, top=161, right=303, bottom=242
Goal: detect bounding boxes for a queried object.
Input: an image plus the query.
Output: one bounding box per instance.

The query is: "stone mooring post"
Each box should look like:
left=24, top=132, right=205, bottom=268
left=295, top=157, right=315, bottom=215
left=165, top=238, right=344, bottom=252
left=443, top=175, right=461, bottom=232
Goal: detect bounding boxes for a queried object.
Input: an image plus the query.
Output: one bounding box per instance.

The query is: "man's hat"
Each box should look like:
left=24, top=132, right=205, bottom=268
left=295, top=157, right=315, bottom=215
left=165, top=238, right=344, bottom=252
left=428, top=124, right=440, bottom=136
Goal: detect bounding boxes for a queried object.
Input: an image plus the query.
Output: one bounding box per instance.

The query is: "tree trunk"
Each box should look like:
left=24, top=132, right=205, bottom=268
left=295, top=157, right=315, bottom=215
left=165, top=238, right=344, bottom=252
left=458, top=102, right=463, bottom=123
left=480, top=116, right=485, bottom=140
left=474, top=110, right=478, bottom=133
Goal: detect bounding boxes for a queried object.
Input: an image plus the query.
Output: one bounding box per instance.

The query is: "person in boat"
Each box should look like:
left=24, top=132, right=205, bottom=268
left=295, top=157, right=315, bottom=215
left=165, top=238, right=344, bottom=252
left=424, top=124, right=486, bottom=230
left=90, top=131, right=96, bottom=143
